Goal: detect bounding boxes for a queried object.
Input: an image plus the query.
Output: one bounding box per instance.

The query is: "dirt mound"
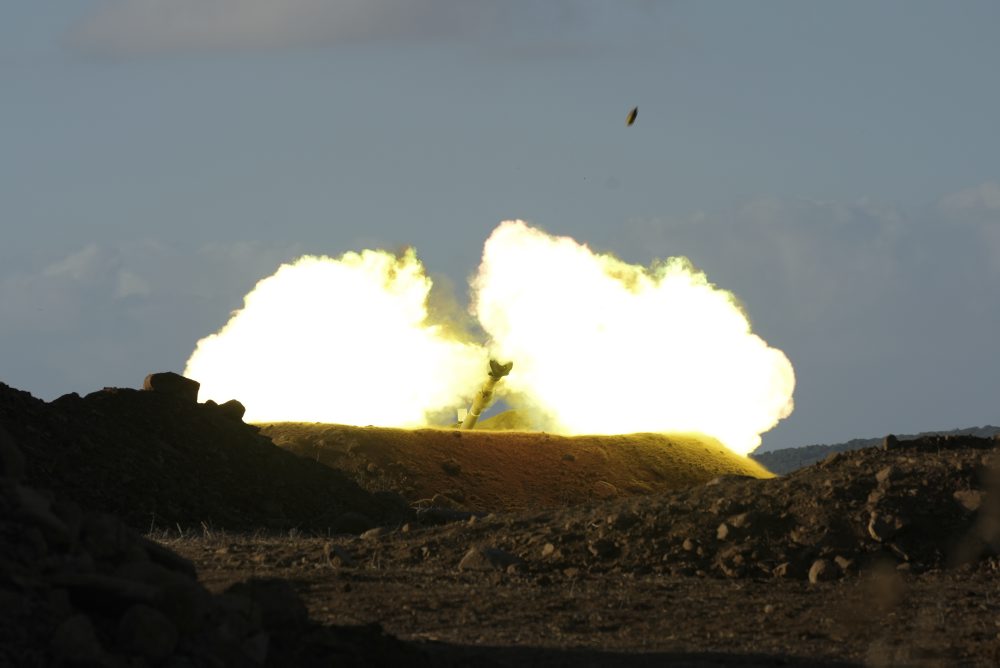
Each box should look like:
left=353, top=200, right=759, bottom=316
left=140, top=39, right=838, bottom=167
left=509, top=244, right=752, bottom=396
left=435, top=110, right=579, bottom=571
left=0, top=424, right=428, bottom=667
left=262, top=423, right=772, bottom=513
left=0, top=381, right=410, bottom=533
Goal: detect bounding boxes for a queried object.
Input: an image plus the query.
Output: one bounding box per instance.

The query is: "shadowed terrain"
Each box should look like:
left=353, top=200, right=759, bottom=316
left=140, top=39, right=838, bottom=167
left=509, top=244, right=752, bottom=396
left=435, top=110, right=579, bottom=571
left=2, top=376, right=999, bottom=666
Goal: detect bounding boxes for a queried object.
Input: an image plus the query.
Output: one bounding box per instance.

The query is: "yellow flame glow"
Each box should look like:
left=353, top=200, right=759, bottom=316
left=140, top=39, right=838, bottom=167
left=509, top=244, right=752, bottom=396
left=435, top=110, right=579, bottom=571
left=472, top=221, right=795, bottom=455
left=184, top=250, right=485, bottom=425
left=184, top=221, right=795, bottom=456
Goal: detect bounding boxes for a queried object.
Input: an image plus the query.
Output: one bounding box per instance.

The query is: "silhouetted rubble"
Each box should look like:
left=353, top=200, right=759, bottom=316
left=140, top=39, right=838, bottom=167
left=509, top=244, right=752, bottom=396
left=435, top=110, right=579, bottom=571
left=0, top=379, right=411, bottom=533
left=3, top=376, right=1000, bottom=665
left=0, top=423, right=428, bottom=666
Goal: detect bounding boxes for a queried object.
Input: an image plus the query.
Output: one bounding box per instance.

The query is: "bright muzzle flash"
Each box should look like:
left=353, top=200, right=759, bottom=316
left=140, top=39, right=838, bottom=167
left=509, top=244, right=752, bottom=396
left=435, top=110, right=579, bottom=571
left=185, top=221, right=795, bottom=456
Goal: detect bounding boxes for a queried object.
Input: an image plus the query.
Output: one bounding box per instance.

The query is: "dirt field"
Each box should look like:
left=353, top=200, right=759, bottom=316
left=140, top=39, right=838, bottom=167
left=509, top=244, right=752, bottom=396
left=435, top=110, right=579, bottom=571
left=2, top=378, right=999, bottom=666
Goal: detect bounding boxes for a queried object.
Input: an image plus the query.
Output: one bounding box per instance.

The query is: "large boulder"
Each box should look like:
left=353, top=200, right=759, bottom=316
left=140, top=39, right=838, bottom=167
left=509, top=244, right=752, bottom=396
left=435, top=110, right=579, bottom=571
left=142, top=372, right=200, bottom=403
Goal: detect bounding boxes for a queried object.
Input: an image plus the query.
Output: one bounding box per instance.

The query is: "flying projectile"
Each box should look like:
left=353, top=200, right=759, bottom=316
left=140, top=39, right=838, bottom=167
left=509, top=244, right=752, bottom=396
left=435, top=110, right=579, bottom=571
left=626, top=106, right=638, bottom=127
left=461, top=359, right=513, bottom=430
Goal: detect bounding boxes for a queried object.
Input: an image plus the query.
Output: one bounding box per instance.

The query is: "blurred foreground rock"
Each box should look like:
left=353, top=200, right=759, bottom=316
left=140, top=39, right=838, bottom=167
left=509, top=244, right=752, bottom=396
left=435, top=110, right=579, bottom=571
left=0, top=421, right=427, bottom=667
left=0, top=379, right=411, bottom=533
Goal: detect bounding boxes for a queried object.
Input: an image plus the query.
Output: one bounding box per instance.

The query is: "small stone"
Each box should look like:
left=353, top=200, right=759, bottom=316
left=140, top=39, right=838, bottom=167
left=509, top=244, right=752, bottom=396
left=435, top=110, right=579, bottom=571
left=772, top=562, right=792, bottom=578
left=561, top=453, right=576, bottom=462
left=218, top=399, right=246, bottom=421
left=808, top=559, right=835, bottom=583
left=242, top=632, right=270, bottom=664
left=400, top=523, right=411, bottom=533
left=430, top=493, right=462, bottom=510
left=458, top=547, right=521, bottom=572
left=142, top=372, right=200, bottom=403
left=15, top=484, right=71, bottom=544
left=441, top=459, right=461, bottom=476
left=117, top=604, right=179, bottom=663
left=154, top=580, right=215, bottom=635
left=323, top=543, right=355, bottom=568
left=875, top=466, right=895, bottom=484
left=867, top=511, right=901, bottom=542
left=225, top=579, right=308, bottom=630
left=834, top=555, right=854, bottom=572
left=360, top=527, right=385, bottom=541
left=954, top=489, right=985, bottom=513
left=541, top=543, right=556, bottom=558
left=682, top=538, right=696, bottom=552
left=587, top=538, right=619, bottom=559
left=716, top=523, right=731, bottom=541
left=763, top=604, right=775, bottom=614
left=52, top=614, right=105, bottom=665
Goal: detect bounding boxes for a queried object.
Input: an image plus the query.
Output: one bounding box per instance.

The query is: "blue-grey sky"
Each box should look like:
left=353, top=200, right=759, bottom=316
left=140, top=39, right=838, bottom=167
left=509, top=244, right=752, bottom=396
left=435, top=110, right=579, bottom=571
left=2, top=1, right=998, bottom=450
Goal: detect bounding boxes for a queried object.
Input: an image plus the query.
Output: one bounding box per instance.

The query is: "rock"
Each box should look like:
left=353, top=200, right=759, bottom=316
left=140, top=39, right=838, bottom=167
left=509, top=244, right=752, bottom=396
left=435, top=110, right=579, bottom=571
left=834, top=555, right=854, bottom=572
left=821, top=452, right=843, bottom=467
left=458, top=547, right=521, bottom=571
left=117, top=604, right=179, bottom=663
left=361, top=527, right=386, bottom=541
left=242, top=632, right=271, bottom=664
left=441, top=459, right=461, bottom=476
left=142, top=372, right=200, bottom=403
left=226, top=579, right=308, bottom=630
left=561, top=453, right=576, bottom=462
left=587, top=538, right=619, bottom=560
left=541, top=543, right=556, bottom=558
left=323, top=543, right=355, bottom=568
left=154, top=580, right=215, bottom=635
left=772, top=562, right=793, bottom=578
left=875, top=466, right=895, bottom=484
left=682, top=538, right=696, bottom=552
left=808, top=559, right=835, bottom=583
left=954, top=489, right=985, bottom=512
left=716, top=523, right=731, bottom=541
left=0, top=423, right=25, bottom=480
left=136, top=535, right=198, bottom=579
left=430, top=493, right=462, bottom=510
left=218, top=399, right=246, bottom=421
left=14, top=484, right=71, bottom=544
left=48, top=573, right=158, bottom=612
left=51, top=614, right=106, bottom=665
left=867, top=511, right=902, bottom=542
left=881, top=434, right=899, bottom=451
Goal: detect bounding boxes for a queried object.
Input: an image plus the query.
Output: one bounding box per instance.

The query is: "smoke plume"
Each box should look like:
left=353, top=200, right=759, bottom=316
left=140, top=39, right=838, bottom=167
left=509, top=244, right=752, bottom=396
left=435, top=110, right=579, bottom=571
left=472, top=221, right=795, bottom=455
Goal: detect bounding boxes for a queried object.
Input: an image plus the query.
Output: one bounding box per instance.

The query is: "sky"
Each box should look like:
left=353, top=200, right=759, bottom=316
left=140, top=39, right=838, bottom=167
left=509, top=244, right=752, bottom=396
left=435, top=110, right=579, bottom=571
left=2, top=1, right=998, bottom=451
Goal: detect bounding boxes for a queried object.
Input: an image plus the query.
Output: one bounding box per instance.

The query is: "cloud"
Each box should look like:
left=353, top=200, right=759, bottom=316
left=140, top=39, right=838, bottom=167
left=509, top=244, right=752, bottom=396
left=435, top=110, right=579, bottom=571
left=69, top=0, right=661, bottom=55
left=939, top=182, right=1000, bottom=271
left=620, top=198, right=909, bottom=333
left=0, top=240, right=305, bottom=398
left=940, top=182, right=1000, bottom=216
